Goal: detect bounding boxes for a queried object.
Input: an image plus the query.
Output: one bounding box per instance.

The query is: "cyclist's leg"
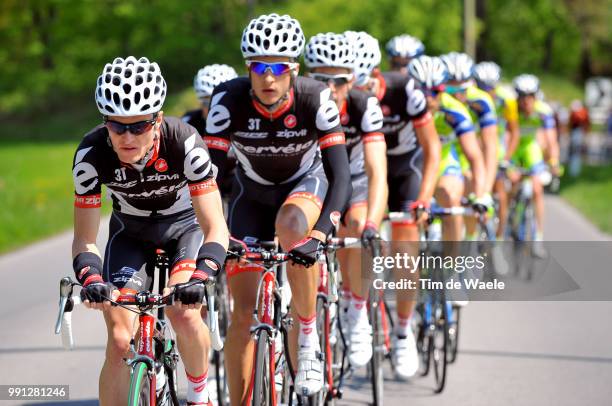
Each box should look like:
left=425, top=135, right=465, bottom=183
left=435, top=144, right=465, bottom=242
left=276, top=164, right=328, bottom=393
left=164, top=218, right=214, bottom=403
left=100, top=213, right=150, bottom=406
left=224, top=173, right=275, bottom=406
left=458, top=146, right=479, bottom=239
left=525, top=138, right=546, bottom=238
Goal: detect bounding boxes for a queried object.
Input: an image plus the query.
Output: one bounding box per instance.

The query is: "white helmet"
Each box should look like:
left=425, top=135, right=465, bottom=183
left=193, top=64, right=238, bottom=99
left=241, top=13, right=305, bottom=59
left=385, top=34, right=425, bottom=58
left=304, top=33, right=355, bottom=70
left=473, top=61, right=501, bottom=88
left=344, top=31, right=381, bottom=86
left=408, top=56, right=448, bottom=88
left=513, top=74, right=540, bottom=96
left=441, top=52, right=474, bottom=82
left=95, top=56, right=166, bottom=116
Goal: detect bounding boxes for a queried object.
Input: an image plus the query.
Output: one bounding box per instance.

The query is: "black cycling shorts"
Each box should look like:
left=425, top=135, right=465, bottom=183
left=227, top=162, right=328, bottom=244
left=387, top=147, right=423, bottom=212
left=103, top=210, right=203, bottom=294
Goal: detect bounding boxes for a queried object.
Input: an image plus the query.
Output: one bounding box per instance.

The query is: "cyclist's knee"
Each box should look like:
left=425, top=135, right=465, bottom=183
left=166, top=307, right=201, bottom=335
left=275, top=205, right=309, bottom=247
left=228, top=303, right=253, bottom=334
left=344, top=211, right=365, bottom=236
left=106, top=327, right=132, bottom=363
left=436, top=185, right=462, bottom=207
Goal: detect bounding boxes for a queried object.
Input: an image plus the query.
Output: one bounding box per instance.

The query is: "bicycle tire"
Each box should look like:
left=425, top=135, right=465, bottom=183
left=431, top=272, right=448, bottom=393
left=369, top=296, right=384, bottom=406
left=415, top=303, right=431, bottom=377
left=252, top=329, right=273, bottom=406
left=215, top=271, right=231, bottom=406
left=447, top=305, right=460, bottom=364
left=128, top=361, right=152, bottom=406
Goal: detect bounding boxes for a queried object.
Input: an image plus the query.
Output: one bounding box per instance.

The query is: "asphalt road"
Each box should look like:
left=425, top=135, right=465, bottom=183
left=0, top=195, right=611, bottom=405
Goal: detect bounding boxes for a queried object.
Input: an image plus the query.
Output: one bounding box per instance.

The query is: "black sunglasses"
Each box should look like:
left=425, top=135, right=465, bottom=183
left=104, top=114, right=158, bottom=135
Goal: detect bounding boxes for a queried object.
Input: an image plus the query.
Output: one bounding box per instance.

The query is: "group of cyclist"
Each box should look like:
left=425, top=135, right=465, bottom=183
left=70, top=12, right=560, bottom=406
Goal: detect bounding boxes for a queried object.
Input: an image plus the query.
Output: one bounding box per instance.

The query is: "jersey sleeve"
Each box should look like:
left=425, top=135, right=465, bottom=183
left=72, top=136, right=102, bottom=209
left=442, top=94, right=475, bottom=137
left=314, top=86, right=346, bottom=149
left=203, top=82, right=234, bottom=183
left=179, top=126, right=218, bottom=197
left=358, top=95, right=385, bottom=144
left=536, top=101, right=556, bottom=129
left=405, top=78, right=433, bottom=128
left=502, top=97, right=519, bottom=123
left=467, top=88, right=497, bottom=129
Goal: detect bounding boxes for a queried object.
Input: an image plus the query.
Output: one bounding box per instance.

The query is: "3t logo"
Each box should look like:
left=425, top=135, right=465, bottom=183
left=248, top=118, right=261, bottom=130
left=115, top=167, right=127, bottom=181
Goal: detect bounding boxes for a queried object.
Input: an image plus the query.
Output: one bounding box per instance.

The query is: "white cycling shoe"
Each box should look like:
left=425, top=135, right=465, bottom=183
left=347, top=317, right=373, bottom=367
left=294, top=348, right=323, bottom=396
left=392, top=331, right=419, bottom=380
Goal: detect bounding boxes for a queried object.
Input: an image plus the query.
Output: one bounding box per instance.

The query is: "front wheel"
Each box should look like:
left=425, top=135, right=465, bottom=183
left=128, top=362, right=153, bottom=406
left=251, top=329, right=273, bottom=406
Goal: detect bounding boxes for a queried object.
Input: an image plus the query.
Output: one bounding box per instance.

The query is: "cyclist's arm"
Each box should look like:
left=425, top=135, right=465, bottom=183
left=203, top=84, right=233, bottom=185
left=72, top=206, right=101, bottom=259
left=363, top=134, right=388, bottom=228
left=192, top=190, right=229, bottom=251
left=458, top=131, right=486, bottom=197
left=504, top=119, right=520, bottom=161
left=414, top=117, right=441, bottom=205
left=470, top=92, right=498, bottom=192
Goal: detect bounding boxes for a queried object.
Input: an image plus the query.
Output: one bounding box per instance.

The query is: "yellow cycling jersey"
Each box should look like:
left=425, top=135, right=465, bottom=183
left=495, top=85, right=519, bottom=124
left=466, top=86, right=497, bottom=129
left=434, top=92, right=475, bottom=144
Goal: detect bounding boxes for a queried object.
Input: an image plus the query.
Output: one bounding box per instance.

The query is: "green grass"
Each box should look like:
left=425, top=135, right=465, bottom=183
left=559, top=165, right=612, bottom=234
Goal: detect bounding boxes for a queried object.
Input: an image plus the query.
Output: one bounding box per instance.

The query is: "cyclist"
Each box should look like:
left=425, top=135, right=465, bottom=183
left=305, top=32, right=387, bottom=368
left=204, top=14, right=351, bottom=403
left=408, top=56, right=490, bottom=242
left=441, top=52, right=497, bottom=240
left=72, top=56, right=229, bottom=406
left=183, top=64, right=239, bottom=202
left=183, top=64, right=238, bottom=136
left=348, top=31, right=441, bottom=379
left=473, top=61, right=520, bottom=239
left=385, top=34, right=425, bottom=75
left=511, top=74, right=560, bottom=254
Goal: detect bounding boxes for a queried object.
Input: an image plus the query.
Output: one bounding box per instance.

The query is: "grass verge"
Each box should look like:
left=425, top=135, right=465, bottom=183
left=559, top=164, right=612, bottom=235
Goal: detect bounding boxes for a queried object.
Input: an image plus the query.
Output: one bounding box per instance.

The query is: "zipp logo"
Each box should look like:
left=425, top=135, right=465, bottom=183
left=74, top=195, right=101, bottom=207
left=234, top=140, right=315, bottom=154
left=146, top=173, right=179, bottom=182
left=276, top=129, right=307, bottom=138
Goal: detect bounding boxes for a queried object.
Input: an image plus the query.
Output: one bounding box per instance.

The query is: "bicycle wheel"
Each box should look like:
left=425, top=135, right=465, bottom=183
left=215, top=273, right=231, bottom=406
left=251, top=329, right=273, bottom=406
left=315, top=297, right=333, bottom=405
left=128, top=361, right=152, bottom=406
left=447, top=305, right=460, bottom=364
left=369, top=295, right=384, bottom=406
left=431, top=276, right=448, bottom=393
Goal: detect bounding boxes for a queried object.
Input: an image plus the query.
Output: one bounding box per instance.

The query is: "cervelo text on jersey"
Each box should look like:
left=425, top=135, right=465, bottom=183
left=204, top=76, right=344, bottom=185
left=376, top=71, right=431, bottom=155
left=72, top=117, right=217, bottom=217
left=340, top=89, right=385, bottom=176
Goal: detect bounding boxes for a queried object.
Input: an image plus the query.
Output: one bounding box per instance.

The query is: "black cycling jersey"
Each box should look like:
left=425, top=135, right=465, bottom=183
left=376, top=71, right=432, bottom=155
left=72, top=116, right=217, bottom=217
left=340, top=89, right=385, bottom=176
left=204, top=76, right=351, bottom=235
left=182, top=109, right=206, bottom=136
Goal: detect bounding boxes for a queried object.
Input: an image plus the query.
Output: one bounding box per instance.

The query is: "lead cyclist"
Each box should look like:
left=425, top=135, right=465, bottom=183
left=72, top=56, right=229, bottom=406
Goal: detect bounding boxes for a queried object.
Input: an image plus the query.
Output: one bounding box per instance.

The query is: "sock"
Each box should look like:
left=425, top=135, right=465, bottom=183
left=298, top=314, right=320, bottom=351
left=465, top=232, right=478, bottom=241
left=186, top=369, right=209, bottom=405
left=341, top=288, right=351, bottom=310
left=347, top=292, right=367, bottom=323
left=395, top=316, right=411, bottom=339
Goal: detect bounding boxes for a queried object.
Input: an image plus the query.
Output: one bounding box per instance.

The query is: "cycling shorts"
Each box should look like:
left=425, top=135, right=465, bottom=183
left=511, top=136, right=545, bottom=175
left=387, top=147, right=423, bottom=212
left=438, top=142, right=463, bottom=180
left=103, top=210, right=203, bottom=294
left=227, top=162, right=328, bottom=243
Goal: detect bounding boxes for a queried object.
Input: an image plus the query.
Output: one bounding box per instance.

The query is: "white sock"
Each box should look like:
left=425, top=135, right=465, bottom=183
left=347, top=293, right=368, bottom=324
left=186, top=370, right=209, bottom=405
left=395, top=316, right=411, bottom=338
left=298, top=314, right=320, bottom=351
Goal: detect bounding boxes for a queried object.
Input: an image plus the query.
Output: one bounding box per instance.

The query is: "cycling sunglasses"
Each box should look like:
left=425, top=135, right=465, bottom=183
left=309, top=73, right=353, bottom=86
left=104, top=114, right=158, bottom=135
left=246, top=60, right=298, bottom=76
left=445, top=83, right=470, bottom=95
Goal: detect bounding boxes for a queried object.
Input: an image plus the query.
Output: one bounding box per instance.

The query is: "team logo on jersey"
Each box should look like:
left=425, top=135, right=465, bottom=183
left=284, top=114, right=297, bottom=129
left=381, top=105, right=391, bottom=116
left=154, top=158, right=168, bottom=172
left=340, top=113, right=350, bottom=125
